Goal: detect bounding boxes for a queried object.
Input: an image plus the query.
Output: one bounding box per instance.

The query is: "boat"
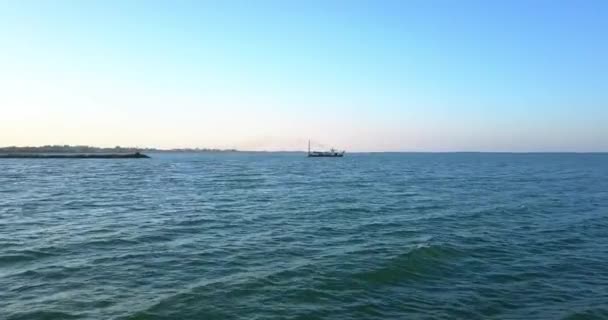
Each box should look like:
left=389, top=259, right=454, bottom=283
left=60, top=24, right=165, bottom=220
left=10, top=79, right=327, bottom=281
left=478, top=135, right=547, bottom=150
left=307, top=140, right=345, bottom=157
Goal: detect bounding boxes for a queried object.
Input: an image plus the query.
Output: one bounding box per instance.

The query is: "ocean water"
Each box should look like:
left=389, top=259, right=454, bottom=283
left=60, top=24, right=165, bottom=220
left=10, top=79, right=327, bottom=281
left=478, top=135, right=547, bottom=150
left=1, top=153, right=607, bottom=320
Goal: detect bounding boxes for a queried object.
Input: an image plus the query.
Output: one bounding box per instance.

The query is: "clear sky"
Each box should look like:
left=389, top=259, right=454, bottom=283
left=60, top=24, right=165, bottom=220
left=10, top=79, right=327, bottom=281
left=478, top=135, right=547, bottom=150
left=1, top=0, right=607, bottom=151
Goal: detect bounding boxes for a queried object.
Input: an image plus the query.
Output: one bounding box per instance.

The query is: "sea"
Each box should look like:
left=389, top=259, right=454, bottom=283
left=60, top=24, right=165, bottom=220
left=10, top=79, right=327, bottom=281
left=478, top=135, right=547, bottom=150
left=1, top=153, right=607, bottom=320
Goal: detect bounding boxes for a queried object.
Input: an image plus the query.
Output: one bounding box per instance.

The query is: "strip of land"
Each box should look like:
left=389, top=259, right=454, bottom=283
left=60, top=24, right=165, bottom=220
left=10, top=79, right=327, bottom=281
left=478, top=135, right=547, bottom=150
left=0, top=153, right=150, bottom=159
left=0, top=145, right=236, bottom=154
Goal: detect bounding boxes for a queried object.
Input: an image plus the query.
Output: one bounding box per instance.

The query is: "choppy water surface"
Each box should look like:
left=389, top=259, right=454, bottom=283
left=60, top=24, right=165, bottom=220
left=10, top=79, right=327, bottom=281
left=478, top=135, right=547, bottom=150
left=1, top=153, right=607, bottom=319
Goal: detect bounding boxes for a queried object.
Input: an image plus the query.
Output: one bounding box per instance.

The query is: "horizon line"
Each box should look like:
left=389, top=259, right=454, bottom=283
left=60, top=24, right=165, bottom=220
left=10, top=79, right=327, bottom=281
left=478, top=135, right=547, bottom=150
left=1, top=145, right=607, bottom=154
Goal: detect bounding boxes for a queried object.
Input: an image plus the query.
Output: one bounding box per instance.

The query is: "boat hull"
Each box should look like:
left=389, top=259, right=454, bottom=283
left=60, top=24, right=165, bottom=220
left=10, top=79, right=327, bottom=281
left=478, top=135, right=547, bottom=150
left=308, top=153, right=344, bottom=157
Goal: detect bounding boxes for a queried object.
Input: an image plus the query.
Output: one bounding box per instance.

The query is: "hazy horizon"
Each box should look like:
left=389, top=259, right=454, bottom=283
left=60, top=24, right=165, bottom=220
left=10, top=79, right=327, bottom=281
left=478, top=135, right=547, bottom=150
left=3, top=144, right=608, bottom=154
left=2, top=1, right=607, bottom=152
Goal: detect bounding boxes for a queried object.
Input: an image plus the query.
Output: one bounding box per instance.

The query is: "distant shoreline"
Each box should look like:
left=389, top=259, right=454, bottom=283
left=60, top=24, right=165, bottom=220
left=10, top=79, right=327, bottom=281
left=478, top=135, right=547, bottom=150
left=0, top=153, right=150, bottom=159
left=0, top=145, right=238, bottom=154
left=0, top=146, right=605, bottom=154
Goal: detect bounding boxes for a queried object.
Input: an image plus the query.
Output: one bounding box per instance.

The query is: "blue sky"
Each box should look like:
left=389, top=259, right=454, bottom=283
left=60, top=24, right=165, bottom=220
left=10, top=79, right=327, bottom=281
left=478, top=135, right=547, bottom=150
left=1, top=0, right=606, bottom=151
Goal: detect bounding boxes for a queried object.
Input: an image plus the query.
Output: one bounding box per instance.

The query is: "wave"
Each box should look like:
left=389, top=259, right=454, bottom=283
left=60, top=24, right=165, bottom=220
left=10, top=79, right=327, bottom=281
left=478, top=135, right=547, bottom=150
left=0, top=249, right=58, bottom=266
left=561, top=309, right=608, bottom=320
left=7, top=310, right=80, bottom=320
left=354, top=244, right=463, bottom=285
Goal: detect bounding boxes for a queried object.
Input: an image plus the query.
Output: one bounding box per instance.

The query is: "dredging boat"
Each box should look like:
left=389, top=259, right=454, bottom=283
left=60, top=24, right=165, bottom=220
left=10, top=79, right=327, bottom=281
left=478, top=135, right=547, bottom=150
left=307, top=140, right=345, bottom=157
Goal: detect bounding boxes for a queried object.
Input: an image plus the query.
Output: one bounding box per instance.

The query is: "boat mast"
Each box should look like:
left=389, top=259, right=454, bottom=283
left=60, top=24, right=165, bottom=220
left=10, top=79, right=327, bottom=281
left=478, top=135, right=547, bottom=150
left=308, top=140, right=311, bottom=155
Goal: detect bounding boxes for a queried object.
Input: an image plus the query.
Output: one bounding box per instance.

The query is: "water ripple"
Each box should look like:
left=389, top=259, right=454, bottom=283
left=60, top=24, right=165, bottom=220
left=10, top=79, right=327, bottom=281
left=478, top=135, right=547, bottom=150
left=1, top=153, right=608, bottom=319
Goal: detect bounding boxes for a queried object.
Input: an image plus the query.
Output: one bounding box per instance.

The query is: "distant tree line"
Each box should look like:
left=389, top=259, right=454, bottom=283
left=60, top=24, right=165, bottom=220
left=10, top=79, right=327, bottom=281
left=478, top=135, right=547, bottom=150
left=0, top=145, right=238, bottom=154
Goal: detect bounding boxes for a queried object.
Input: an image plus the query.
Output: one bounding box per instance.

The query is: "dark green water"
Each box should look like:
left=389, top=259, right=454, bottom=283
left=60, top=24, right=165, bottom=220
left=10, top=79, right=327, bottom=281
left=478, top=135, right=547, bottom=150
left=1, top=153, right=607, bottom=319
